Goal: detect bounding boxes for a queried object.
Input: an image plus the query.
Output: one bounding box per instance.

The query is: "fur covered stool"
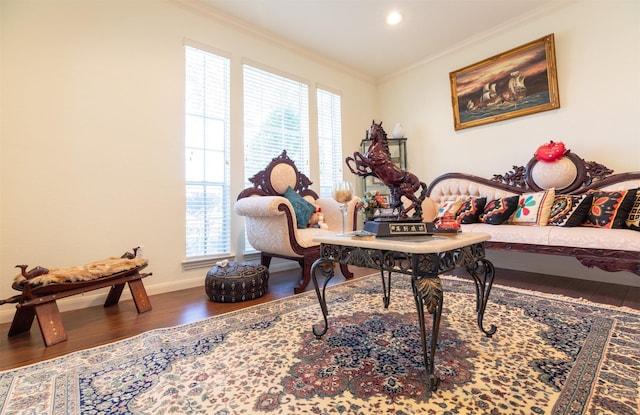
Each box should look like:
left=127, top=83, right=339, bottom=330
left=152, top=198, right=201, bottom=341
left=205, top=261, right=269, bottom=303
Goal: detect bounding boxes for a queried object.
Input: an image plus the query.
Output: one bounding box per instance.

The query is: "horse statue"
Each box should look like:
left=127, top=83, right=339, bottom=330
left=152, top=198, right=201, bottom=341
left=346, top=120, right=427, bottom=220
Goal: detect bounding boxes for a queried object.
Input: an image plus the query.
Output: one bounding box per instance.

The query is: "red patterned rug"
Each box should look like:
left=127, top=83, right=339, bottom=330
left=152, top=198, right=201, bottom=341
left=0, top=273, right=638, bottom=414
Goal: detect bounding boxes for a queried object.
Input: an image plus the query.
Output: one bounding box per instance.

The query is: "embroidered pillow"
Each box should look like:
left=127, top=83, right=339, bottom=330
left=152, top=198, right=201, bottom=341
left=510, top=189, right=556, bottom=226
left=456, top=197, right=487, bottom=224
left=626, top=191, right=640, bottom=231
left=582, top=189, right=637, bottom=229
left=283, top=186, right=316, bottom=229
left=436, top=199, right=465, bottom=219
left=548, top=194, right=593, bottom=227
left=479, top=196, right=519, bottom=225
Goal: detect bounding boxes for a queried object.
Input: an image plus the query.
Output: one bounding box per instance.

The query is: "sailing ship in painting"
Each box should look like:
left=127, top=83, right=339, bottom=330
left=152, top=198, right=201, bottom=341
left=466, top=71, right=528, bottom=111
left=508, top=71, right=527, bottom=100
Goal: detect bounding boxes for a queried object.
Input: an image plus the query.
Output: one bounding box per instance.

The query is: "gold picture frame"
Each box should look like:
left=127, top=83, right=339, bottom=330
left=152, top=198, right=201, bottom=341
left=449, top=34, right=560, bottom=131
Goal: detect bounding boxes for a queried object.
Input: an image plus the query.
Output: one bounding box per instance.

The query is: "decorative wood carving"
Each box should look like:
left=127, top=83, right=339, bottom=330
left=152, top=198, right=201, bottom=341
left=237, top=150, right=318, bottom=200
left=491, top=151, right=619, bottom=194
left=484, top=241, right=640, bottom=277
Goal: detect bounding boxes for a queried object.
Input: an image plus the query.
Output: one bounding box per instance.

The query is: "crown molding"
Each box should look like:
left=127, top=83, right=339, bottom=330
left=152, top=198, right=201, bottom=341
left=172, top=0, right=376, bottom=84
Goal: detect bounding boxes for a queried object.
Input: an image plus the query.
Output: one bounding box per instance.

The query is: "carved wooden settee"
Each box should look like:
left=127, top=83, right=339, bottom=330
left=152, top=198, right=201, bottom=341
left=423, top=152, right=640, bottom=279
left=235, top=150, right=359, bottom=293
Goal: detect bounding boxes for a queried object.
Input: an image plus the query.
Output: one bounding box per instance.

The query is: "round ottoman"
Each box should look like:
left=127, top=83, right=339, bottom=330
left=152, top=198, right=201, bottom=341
left=205, top=262, right=269, bottom=303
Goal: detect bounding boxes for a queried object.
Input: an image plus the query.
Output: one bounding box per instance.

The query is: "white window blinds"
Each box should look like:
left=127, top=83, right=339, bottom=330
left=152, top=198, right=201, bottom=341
left=184, top=45, right=231, bottom=258
left=317, top=88, right=343, bottom=198
left=243, top=64, right=310, bottom=185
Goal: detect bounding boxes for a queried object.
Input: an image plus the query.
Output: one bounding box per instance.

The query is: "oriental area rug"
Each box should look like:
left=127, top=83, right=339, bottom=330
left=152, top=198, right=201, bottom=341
left=1, top=274, right=638, bottom=415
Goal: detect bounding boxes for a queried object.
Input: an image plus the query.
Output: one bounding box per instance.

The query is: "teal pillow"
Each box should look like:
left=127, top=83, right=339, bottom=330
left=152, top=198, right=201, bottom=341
left=284, top=186, right=316, bottom=229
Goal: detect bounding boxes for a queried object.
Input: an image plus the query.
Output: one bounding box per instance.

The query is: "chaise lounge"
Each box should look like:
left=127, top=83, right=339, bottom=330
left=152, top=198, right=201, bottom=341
left=423, top=150, right=640, bottom=280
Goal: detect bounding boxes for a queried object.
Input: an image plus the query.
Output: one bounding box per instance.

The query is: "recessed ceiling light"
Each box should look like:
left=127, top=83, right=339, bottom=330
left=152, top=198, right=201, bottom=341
left=386, top=10, right=402, bottom=25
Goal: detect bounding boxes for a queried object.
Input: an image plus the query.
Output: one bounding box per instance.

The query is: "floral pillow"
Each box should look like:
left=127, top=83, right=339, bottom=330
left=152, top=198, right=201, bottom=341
left=582, top=189, right=637, bottom=229
left=456, top=197, right=486, bottom=224
left=626, top=191, right=640, bottom=231
left=436, top=198, right=465, bottom=219
left=283, top=186, right=316, bottom=229
left=510, top=189, right=556, bottom=226
left=548, top=194, right=593, bottom=227
left=479, top=196, right=519, bottom=225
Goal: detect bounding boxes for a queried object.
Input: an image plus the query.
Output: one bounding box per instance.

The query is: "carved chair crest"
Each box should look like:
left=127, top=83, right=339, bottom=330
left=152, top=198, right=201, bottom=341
left=237, top=150, right=318, bottom=200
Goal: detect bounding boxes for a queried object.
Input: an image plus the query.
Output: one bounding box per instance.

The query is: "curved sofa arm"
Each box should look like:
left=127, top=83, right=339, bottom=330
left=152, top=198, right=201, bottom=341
left=234, top=195, right=304, bottom=257
left=234, top=195, right=288, bottom=218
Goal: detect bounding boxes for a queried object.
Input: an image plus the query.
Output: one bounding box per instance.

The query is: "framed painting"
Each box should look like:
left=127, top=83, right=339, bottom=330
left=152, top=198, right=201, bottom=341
left=449, top=34, right=560, bottom=130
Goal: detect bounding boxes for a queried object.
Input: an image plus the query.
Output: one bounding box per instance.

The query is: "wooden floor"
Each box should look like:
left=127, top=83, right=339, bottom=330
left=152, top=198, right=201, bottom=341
left=1, top=266, right=639, bottom=371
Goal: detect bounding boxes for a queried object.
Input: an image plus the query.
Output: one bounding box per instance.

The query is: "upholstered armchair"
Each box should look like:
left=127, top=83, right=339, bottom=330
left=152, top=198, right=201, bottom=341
left=235, top=150, right=360, bottom=293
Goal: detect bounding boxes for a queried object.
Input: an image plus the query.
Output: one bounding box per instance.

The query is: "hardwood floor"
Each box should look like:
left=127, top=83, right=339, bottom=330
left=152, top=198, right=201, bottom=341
left=1, top=266, right=639, bottom=371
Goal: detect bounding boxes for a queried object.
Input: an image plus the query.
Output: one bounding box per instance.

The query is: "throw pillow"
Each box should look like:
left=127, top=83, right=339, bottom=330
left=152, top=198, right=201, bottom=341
left=626, top=191, right=640, bottom=231
left=436, top=198, right=465, bottom=219
left=582, top=189, right=637, bottom=229
left=479, top=195, right=519, bottom=225
left=283, top=186, right=316, bottom=229
left=548, top=194, right=593, bottom=227
left=510, top=189, right=556, bottom=226
left=456, top=197, right=487, bottom=224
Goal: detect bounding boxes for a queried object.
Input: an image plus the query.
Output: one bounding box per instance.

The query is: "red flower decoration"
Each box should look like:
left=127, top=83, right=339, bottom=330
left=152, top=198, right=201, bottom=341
left=534, top=140, right=566, bottom=162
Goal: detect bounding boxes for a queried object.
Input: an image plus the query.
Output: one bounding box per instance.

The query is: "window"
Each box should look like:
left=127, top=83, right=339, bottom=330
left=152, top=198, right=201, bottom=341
left=184, top=45, right=230, bottom=258
left=184, top=44, right=344, bottom=260
left=243, top=64, right=310, bottom=184
left=242, top=64, right=310, bottom=251
left=317, top=88, right=343, bottom=198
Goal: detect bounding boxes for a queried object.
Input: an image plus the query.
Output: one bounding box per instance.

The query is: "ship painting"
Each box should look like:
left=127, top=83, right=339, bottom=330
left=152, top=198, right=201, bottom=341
left=450, top=34, right=560, bottom=130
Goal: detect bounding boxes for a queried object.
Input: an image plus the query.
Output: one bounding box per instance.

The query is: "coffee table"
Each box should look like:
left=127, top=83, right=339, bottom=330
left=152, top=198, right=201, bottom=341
left=310, top=232, right=497, bottom=391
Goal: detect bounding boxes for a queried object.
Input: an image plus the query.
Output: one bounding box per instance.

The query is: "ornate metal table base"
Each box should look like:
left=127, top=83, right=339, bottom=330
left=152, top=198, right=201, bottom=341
left=311, top=241, right=496, bottom=392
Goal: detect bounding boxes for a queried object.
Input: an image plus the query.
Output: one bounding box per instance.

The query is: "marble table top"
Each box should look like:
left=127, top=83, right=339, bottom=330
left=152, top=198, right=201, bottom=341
left=313, top=232, right=491, bottom=254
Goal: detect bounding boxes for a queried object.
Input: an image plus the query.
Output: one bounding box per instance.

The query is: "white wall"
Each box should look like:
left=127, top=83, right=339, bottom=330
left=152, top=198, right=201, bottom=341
left=377, top=0, right=640, bottom=286
left=0, top=0, right=376, bottom=322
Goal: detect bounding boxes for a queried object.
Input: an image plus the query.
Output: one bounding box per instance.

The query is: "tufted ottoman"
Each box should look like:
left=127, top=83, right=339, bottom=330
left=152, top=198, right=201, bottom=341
left=205, top=262, right=269, bottom=303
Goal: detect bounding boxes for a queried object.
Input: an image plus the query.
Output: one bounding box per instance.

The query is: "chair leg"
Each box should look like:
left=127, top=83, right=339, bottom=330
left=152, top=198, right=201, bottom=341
left=261, top=254, right=273, bottom=269
left=339, top=264, right=354, bottom=279
left=294, top=258, right=312, bottom=294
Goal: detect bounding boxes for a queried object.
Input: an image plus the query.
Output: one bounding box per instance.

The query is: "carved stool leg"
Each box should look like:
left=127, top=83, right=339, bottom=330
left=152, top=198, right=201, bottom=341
left=34, top=302, right=68, bottom=346
left=8, top=306, right=36, bottom=337
left=104, top=283, right=126, bottom=307
left=128, top=279, right=152, bottom=313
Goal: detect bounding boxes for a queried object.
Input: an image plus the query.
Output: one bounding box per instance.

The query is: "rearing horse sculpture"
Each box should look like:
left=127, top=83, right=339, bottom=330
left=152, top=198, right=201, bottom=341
left=346, top=120, right=427, bottom=220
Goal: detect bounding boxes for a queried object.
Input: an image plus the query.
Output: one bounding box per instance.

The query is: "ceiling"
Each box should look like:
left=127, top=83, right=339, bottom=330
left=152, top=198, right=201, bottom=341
left=186, top=0, right=564, bottom=81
